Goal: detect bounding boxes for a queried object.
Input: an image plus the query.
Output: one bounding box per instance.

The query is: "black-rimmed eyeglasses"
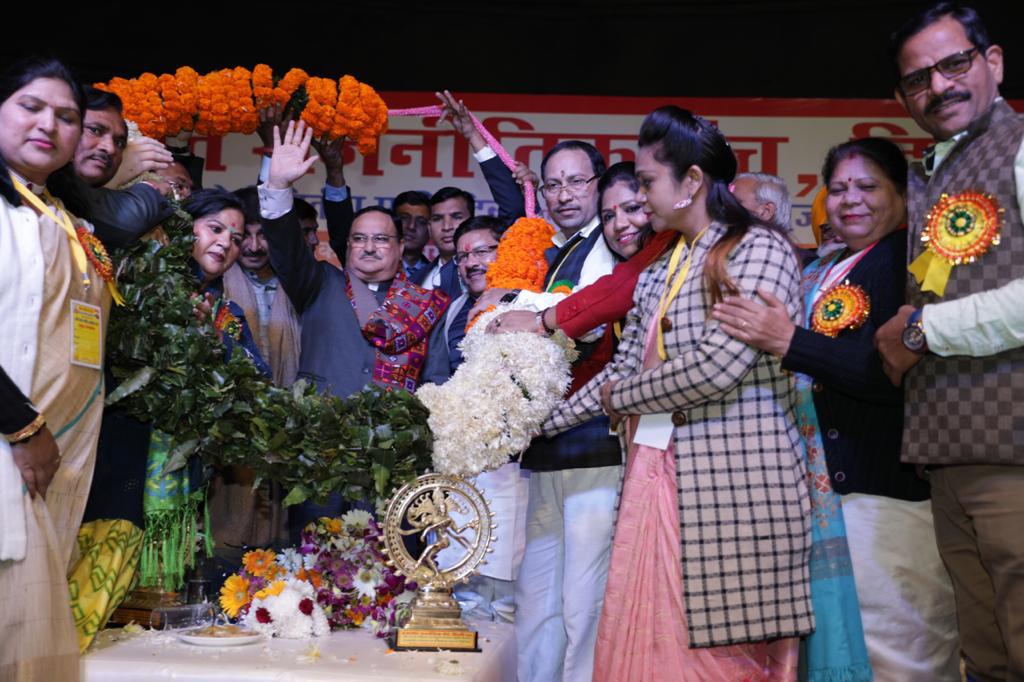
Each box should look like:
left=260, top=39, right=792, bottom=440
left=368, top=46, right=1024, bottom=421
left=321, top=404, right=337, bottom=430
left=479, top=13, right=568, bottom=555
left=540, top=175, right=598, bottom=197
left=898, top=48, right=981, bottom=96
left=349, top=234, right=398, bottom=247
left=453, top=244, right=499, bottom=264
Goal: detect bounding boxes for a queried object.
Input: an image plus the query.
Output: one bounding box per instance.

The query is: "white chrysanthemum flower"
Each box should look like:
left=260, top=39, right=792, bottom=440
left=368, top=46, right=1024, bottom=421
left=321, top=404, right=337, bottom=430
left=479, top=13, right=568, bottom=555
left=353, top=566, right=381, bottom=600
left=277, top=548, right=303, bottom=573
left=341, top=509, right=373, bottom=531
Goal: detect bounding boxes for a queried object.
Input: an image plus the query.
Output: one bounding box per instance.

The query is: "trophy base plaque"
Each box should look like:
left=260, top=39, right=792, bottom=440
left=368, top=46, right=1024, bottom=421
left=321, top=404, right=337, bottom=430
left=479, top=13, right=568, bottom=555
left=389, top=585, right=480, bottom=652
left=390, top=628, right=479, bottom=652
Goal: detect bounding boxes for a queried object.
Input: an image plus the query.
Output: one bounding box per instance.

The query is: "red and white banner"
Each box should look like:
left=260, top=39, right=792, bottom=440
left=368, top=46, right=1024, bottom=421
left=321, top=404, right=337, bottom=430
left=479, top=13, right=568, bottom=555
left=192, top=92, right=1022, bottom=257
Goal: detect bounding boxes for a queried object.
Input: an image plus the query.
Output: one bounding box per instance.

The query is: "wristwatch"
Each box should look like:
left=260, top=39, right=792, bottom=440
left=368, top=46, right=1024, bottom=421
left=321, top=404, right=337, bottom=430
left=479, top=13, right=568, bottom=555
left=499, top=289, right=521, bottom=304
left=901, top=308, right=928, bottom=354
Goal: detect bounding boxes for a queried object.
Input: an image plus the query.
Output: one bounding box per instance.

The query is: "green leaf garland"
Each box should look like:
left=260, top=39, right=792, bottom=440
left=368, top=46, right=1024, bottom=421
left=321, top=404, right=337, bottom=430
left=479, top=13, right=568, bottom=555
left=105, top=205, right=433, bottom=504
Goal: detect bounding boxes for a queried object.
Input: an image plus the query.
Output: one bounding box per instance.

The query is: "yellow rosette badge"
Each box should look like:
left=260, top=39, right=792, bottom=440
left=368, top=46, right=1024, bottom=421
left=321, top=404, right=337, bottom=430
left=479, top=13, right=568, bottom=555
left=811, top=282, right=871, bottom=338
left=909, top=191, right=1002, bottom=296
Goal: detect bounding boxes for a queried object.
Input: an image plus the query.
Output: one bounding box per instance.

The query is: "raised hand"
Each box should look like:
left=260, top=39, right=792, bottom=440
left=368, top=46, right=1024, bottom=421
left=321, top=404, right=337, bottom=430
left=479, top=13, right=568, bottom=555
left=436, top=90, right=486, bottom=152
left=512, top=161, right=540, bottom=190
left=311, top=135, right=347, bottom=187
left=267, top=120, right=319, bottom=191
left=257, top=103, right=287, bottom=150
left=105, top=136, right=174, bottom=188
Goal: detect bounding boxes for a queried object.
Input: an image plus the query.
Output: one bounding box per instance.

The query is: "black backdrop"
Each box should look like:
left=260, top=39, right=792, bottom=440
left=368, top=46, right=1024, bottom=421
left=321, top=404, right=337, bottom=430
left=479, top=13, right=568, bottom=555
left=2, top=1, right=1021, bottom=100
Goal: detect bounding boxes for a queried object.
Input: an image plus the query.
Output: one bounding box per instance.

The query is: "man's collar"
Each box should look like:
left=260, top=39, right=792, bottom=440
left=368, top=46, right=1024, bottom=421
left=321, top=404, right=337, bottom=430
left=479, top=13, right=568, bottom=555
left=924, top=97, right=1005, bottom=176
left=242, top=266, right=277, bottom=286
left=552, top=215, right=600, bottom=247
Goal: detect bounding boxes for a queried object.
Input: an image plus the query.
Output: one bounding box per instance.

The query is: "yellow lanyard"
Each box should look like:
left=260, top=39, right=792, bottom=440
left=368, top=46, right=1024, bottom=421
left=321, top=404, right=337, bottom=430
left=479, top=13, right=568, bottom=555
left=544, top=233, right=586, bottom=293
left=654, top=228, right=707, bottom=360
left=12, top=176, right=91, bottom=288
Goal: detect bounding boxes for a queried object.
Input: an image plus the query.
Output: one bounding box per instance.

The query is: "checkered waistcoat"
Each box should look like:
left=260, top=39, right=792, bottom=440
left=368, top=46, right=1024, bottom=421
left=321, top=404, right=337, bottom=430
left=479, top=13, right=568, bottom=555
left=543, top=223, right=814, bottom=647
left=903, top=100, right=1024, bottom=465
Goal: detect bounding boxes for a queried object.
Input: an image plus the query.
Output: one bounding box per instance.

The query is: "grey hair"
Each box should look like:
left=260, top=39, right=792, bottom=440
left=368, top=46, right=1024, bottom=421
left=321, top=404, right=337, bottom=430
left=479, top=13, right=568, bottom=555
left=735, top=172, right=791, bottom=232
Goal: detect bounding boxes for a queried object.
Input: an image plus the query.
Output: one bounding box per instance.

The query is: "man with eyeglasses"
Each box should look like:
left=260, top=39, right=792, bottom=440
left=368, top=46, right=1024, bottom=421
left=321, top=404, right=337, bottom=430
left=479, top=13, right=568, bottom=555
left=258, top=120, right=450, bottom=402
left=484, top=140, right=623, bottom=682
left=412, top=92, right=526, bottom=301
left=874, top=3, right=1024, bottom=678
left=419, top=216, right=529, bottom=625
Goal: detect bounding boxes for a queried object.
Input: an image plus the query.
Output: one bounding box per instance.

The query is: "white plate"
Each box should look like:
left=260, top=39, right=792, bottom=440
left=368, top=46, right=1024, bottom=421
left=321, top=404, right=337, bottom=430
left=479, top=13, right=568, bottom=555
left=178, top=628, right=264, bottom=647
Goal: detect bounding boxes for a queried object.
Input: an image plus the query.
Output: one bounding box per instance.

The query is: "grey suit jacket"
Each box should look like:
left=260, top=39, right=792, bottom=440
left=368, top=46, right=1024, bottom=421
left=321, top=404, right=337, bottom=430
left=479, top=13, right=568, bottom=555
left=544, top=223, right=813, bottom=647
left=263, top=208, right=447, bottom=398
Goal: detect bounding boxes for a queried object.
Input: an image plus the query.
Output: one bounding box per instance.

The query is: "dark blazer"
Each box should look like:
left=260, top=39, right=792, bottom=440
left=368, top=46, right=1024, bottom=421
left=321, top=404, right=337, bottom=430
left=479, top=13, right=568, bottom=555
left=263, top=207, right=447, bottom=398
left=323, top=189, right=355, bottom=264
left=48, top=166, right=174, bottom=248
left=412, top=154, right=527, bottom=300
left=411, top=258, right=464, bottom=301
left=782, top=228, right=928, bottom=500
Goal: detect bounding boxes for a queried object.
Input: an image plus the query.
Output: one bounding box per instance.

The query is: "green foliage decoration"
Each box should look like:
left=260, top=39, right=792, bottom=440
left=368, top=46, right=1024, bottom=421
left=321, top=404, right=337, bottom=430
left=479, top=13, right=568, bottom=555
left=104, top=205, right=433, bottom=505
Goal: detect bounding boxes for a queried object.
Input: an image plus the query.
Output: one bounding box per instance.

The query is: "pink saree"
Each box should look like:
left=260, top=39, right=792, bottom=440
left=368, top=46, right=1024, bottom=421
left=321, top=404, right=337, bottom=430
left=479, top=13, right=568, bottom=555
left=593, top=314, right=799, bottom=682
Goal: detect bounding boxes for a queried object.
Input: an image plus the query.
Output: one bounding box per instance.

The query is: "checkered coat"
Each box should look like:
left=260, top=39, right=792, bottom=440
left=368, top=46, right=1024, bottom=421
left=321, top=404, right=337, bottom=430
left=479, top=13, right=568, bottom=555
left=543, top=223, right=814, bottom=647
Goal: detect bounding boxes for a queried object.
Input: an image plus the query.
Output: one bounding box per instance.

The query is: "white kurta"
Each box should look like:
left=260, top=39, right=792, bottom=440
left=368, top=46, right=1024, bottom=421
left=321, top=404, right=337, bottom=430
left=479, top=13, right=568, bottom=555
left=0, top=191, right=108, bottom=682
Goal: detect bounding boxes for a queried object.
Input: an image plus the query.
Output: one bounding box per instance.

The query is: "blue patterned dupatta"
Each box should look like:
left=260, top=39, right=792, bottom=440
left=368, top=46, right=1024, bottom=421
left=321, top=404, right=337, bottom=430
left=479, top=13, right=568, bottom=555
left=797, top=253, right=873, bottom=682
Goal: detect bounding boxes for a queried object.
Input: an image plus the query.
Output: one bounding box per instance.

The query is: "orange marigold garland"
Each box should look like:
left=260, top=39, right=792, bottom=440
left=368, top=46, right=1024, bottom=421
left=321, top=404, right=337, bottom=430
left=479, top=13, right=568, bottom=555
left=274, top=67, right=309, bottom=107
left=464, top=217, right=556, bottom=332
left=251, top=64, right=275, bottom=109
left=354, top=82, right=389, bottom=154
left=301, top=77, right=338, bottom=139
left=486, top=217, right=556, bottom=292
left=98, top=65, right=386, bottom=151
left=228, top=66, right=259, bottom=135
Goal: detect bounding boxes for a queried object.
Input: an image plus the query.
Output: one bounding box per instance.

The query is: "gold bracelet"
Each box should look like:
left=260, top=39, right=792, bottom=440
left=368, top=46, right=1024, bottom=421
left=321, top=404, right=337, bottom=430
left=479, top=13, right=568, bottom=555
left=6, top=413, right=45, bottom=444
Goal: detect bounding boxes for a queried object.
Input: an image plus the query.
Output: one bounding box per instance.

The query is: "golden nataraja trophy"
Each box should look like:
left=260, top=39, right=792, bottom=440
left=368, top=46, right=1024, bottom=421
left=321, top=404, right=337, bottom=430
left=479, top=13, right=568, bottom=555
left=382, top=473, right=495, bottom=651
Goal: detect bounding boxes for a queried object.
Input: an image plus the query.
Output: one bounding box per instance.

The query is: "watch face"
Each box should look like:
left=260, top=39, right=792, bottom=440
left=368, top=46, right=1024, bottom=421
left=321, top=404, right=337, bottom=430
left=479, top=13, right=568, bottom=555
left=902, top=325, right=926, bottom=353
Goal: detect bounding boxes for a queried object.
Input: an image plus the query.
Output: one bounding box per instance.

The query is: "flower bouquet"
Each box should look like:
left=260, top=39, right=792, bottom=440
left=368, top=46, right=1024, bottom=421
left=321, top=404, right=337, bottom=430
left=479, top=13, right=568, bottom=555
left=219, top=511, right=417, bottom=639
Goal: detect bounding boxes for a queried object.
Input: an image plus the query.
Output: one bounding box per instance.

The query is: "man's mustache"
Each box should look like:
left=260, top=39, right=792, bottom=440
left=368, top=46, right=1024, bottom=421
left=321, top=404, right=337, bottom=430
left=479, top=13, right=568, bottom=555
left=925, top=90, right=971, bottom=115
left=466, top=265, right=487, bottom=277
left=359, top=252, right=382, bottom=260
left=87, top=151, right=112, bottom=167
left=241, top=249, right=266, bottom=258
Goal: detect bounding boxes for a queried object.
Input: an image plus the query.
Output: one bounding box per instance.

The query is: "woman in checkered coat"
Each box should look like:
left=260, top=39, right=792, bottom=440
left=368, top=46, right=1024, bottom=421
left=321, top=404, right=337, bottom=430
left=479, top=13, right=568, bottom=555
left=542, top=106, right=812, bottom=680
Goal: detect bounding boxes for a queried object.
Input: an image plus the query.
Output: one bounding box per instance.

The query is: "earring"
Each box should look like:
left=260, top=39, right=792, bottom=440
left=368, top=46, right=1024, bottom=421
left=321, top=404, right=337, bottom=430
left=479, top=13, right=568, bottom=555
left=673, top=196, right=693, bottom=210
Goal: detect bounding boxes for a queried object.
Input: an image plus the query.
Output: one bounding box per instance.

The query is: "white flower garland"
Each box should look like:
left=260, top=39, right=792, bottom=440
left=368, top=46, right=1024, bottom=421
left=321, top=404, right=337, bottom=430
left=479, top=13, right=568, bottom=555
left=416, top=304, right=578, bottom=476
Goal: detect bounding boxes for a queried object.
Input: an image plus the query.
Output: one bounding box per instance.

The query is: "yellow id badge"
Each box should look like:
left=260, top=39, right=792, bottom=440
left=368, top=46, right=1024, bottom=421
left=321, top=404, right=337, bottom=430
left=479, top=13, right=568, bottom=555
left=70, top=300, right=102, bottom=369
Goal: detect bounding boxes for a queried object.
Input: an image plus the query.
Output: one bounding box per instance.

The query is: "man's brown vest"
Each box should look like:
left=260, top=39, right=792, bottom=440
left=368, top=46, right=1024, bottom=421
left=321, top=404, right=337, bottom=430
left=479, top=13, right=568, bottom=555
left=903, top=99, right=1024, bottom=465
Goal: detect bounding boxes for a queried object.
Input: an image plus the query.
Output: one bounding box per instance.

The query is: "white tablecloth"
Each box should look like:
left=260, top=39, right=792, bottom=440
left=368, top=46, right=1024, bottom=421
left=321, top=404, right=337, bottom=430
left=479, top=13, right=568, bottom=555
left=82, top=620, right=515, bottom=682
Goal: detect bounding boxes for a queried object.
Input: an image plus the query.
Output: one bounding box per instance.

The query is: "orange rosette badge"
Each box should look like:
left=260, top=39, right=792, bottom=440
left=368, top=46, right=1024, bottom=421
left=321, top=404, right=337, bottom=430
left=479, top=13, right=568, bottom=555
left=811, top=282, right=871, bottom=338
left=909, top=191, right=1003, bottom=296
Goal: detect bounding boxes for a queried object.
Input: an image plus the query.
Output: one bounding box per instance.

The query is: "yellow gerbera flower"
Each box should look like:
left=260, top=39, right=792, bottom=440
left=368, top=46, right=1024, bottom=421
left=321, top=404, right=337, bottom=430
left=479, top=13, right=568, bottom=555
left=242, top=548, right=277, bottom=578
left=254, top=580, right=286, bottom=601
left=219, top=574, right=250, bottom=618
